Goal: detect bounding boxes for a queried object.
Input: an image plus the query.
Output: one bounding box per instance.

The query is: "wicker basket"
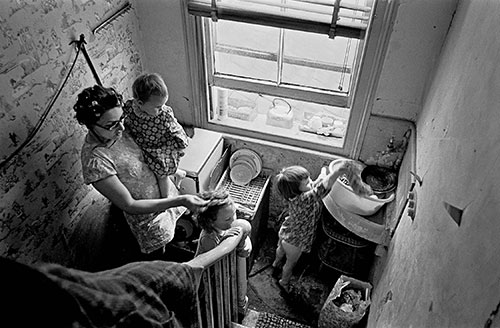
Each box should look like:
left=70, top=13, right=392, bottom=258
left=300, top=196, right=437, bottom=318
left=318, top=275, right=372, bottom=328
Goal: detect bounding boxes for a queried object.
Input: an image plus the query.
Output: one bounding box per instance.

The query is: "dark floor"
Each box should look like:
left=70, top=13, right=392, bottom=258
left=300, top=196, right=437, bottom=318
left=246, top=225, right=374, bottom=328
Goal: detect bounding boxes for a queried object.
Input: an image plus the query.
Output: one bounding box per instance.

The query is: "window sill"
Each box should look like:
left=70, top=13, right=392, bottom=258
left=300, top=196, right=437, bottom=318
left=208, top=112, right=346, bottom=151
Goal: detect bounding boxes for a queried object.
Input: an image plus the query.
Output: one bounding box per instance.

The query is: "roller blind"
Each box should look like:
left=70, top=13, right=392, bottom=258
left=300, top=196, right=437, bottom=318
left=186, top=0, right=374, bottom=39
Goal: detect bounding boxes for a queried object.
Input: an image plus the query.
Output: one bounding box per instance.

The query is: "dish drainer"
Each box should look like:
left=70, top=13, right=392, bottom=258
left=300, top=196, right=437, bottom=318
left=216, top=167, right=271, bottom=270
left=217, top=169, right=268, bottom=211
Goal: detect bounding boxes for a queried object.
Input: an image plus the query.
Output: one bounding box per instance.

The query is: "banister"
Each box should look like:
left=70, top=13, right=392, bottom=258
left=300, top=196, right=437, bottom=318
left=186, top=231, right=243, bottom=269
left=186, top=230, right=246, bottom=327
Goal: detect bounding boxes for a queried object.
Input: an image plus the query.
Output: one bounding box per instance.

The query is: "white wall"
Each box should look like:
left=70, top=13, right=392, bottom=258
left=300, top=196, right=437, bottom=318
left=372, top=0, right=458, bottom=121
left=134, top=0, right=195, bottom=125
left=359, top=0, right=458, bottom=162
left=368, top=0, right=500, bottom=326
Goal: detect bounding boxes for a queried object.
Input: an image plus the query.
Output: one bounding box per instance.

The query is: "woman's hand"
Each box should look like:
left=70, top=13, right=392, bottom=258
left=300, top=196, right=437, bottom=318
left=181, top=194, right=210, bottom=213
left=94, top=176, right=210, bottom=215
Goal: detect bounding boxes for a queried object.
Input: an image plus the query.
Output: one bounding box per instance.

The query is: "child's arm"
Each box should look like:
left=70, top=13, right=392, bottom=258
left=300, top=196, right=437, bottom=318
left=237, top=236, right=252, bottom=258
left=163, top=106, right=189, bottom=149
left=321, top=159, right=373, bottom=196
left=312, top=167, right=328, bottom=186
left=343, top=161, right=373, bottom=196
left=321, top=159, right=351, bottom=190
left=222, top=227, right=242, bottom=239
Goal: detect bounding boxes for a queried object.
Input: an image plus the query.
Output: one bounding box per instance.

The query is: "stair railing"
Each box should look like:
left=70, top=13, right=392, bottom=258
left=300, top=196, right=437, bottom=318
left=187, top=231, right=247, bottom=328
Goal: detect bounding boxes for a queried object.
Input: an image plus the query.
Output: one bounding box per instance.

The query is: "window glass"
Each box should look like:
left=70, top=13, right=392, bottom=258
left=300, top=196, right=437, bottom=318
left=213, top=21, right=279, bottom=81
left=282, top=30, right=359, bottom=92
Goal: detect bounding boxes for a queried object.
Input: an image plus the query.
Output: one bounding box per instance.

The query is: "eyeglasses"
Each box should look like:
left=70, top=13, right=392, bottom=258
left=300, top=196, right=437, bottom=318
left=94, top=113, right=127, bottom=131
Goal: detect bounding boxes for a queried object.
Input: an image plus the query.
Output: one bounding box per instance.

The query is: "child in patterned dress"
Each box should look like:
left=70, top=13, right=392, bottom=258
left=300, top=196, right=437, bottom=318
left=272, top=159, right=351, bottom=292
left=124, top=73, right=189, bottom=198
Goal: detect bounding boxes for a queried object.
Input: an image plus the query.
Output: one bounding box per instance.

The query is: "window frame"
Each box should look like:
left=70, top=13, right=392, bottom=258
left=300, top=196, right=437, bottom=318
left=181, top=0, right=395, bottom=157
left=205, top=21, right=353, bottom=108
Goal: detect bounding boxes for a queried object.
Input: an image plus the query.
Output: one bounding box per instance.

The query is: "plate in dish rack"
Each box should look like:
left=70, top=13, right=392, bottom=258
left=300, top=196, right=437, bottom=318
left=230, top=162, right=254, bottom=186
left=229, top=149, right=262, bottom=178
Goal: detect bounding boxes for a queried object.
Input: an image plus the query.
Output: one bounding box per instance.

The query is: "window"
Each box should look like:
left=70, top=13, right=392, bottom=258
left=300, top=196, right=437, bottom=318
left=184, top=0, right=392, bottom=156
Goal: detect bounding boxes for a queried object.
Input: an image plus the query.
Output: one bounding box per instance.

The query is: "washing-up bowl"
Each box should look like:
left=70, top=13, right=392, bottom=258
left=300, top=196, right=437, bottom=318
left=325, top=160, right=395, bottom=216
left=322, top=159, right=396, bottom=245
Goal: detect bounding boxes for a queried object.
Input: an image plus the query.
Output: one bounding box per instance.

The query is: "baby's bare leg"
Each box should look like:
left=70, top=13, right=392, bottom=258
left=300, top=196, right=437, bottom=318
left=156, top=174, right=170, bottom=198
left=171, top=169, right=187, bottom=189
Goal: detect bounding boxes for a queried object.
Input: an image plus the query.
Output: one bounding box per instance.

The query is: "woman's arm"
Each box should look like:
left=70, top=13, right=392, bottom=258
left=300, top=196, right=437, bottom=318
left=93, top=175, right=207, bottom=215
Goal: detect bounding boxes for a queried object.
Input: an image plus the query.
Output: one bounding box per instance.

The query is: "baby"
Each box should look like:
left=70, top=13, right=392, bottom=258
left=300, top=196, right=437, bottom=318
left=123, top=73, right=189, bottom=198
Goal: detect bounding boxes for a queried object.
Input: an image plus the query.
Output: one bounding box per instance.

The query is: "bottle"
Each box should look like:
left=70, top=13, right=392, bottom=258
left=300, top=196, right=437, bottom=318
left=217, top=88, right=228, bottom=120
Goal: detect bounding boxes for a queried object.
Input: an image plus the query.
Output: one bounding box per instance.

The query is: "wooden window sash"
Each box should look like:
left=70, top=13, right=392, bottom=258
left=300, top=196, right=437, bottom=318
left=186, top=0, right=375, bottom=39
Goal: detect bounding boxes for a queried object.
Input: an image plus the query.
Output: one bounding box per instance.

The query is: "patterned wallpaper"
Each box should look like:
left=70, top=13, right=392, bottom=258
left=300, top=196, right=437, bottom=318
left=0, top=0, right=144, bottom=266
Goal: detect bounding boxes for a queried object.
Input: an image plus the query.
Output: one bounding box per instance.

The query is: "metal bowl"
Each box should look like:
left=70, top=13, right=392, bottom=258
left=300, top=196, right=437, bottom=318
left=361, top=165, right=397, bottom=197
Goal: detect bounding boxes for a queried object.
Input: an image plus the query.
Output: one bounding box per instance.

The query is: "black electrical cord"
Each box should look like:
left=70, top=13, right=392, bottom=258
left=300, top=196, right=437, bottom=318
left=0, top=40, right=82, bottom=172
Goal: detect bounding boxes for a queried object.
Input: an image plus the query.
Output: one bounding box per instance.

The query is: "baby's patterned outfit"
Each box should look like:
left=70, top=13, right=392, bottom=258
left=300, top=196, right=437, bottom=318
left=123, top=99, right=189, bottom=177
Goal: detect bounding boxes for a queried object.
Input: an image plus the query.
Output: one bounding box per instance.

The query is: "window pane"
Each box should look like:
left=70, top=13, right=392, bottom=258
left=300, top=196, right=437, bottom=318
left=212, top=20, right=279, bottom=81
left=282, top=30, right=359, bottom=92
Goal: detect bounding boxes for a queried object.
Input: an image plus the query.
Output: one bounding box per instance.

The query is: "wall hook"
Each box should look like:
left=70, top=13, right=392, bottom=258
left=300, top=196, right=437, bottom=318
left=70, top=34, right=102, bottom=86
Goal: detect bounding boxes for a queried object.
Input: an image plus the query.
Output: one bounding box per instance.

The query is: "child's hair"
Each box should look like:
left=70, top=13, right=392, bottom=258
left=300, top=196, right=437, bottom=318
left=275, top=166, right=310, bottom=200
left=73, top=85, right=123, bottom=127
left=132, top=73, right=168, bottom=103
left=196, top=189, right=234, bottom=232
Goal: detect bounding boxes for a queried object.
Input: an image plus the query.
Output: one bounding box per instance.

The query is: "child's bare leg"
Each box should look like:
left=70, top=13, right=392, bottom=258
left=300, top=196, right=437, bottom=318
left=156, top=174, right=170, bottom=198
left=272, top=239, right=285, bottom=268
left=279, top=240, right=302, bottom=291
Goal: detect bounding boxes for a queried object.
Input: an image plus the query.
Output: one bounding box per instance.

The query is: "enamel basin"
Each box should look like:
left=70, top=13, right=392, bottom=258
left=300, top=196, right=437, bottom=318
left=322, top=195, right=390, bottom=245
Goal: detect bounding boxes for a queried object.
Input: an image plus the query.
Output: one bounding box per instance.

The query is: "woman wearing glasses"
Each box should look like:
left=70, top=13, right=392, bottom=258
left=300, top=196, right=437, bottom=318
left=73, top=85, right=208, bottom=259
